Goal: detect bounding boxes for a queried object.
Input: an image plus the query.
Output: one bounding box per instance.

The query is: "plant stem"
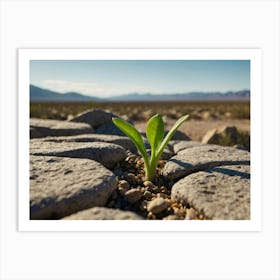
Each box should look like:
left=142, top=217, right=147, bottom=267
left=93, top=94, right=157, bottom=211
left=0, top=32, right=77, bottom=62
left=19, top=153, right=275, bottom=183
left=145, top=158, right=158, bottom=181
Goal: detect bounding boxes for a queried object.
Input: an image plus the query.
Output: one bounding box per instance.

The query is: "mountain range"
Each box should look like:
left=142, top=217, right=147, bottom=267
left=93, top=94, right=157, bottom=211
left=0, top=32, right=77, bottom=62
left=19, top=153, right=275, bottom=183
left=30, top=85, right=101, bottom=102
left=30, top=85, right=250, bottom=102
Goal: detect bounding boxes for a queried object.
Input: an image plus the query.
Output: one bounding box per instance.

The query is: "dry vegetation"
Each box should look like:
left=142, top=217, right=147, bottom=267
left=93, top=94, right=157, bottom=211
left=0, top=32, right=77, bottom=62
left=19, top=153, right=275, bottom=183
left=30, top=100, right=250, bottom=148
left=30, top=100, right=250, bottom=121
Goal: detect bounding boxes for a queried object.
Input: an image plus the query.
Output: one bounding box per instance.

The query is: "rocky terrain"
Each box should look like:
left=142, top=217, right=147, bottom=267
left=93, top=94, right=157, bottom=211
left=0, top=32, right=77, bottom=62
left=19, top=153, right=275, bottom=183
left=30, top=109, right=250, bottom=220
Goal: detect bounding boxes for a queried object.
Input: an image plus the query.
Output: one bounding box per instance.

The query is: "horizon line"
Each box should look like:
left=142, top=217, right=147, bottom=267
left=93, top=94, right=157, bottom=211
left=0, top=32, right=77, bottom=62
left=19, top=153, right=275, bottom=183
left=30, top=84, right=250, bottom=98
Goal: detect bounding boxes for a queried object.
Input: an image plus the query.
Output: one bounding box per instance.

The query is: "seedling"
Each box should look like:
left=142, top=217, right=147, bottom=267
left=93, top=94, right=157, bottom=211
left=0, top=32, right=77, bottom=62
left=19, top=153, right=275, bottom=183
left=112, top=114, right=189, bottom=181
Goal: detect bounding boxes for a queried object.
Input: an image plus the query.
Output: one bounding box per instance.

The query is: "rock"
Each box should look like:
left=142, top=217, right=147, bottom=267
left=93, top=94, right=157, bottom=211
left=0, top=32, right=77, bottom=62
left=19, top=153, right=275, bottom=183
left=125, top=173, right=138, bottom=183
left=69, top=109, right=117, bottom=128
left=30, top=140, right=126, bottom=169
left=69, top=109, right=131, bottom=136
left=202, top=126, right=239, bottom=146
left=160, top=186, right=168, bottom=194
left=147, top=148, right=173, bottom=160
left=124, top=189, right=143, bottom=204
left=143, top=190, right=153, bottom=200
left=118, top=180, right=130, bottom=195
left=163, top=215, right=180, bottom=220
left=30, top=118, right=93, bottom=138
left=165, top=130, right=191, bottom=141
left=161, top=148, right=173, bottom=160
left=156, top=193, right=168, bottom=199
left=143, top=181, right=158, bottom=192
left=147, top=197, right=170, bottom=214
left=185, top=208, right=198, bottom=220
left=162, top=144, right=250, bottom=180
left=173, top=141, right=203, bottom=154
left=224, top=112, right=232, bottom=118
left=201, top=111, right=211, bottom=121
left=30, top=156, right=118, bottom=219
left=63, top=207, right=143, bottom=220
left=171, top=165, right=250, bottom=220
left=95, top=122, right=127, bottom=136
left=34, top=134, right=136, bottom=153
left=168, top=140, right=179, bottom=149
left=118, top=180, right=130, bottom=190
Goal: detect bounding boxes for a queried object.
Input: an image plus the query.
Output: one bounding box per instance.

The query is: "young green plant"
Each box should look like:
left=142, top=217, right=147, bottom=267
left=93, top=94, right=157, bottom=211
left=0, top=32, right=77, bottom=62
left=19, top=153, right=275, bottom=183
left=112, top=114, right=189, bottom=181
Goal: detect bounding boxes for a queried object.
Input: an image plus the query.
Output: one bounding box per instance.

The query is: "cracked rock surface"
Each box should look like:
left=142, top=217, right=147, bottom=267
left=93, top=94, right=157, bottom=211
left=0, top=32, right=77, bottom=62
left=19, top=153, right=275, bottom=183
left=30, top=118, right=93, bottom=138
left=29, top=111, right=251, bottom=221
left=30, top=156, right=118, bottom=219
left=162, top=145, right=250, bottom=180
left=30, top=140, right=126, bottom=169
left=171, top=165, right=250, bottom=220
left=31, top=134, right=136, bottom=153
left=63, top=207, right=143, bottom=220
left=68, top=109, right=117, bottom=128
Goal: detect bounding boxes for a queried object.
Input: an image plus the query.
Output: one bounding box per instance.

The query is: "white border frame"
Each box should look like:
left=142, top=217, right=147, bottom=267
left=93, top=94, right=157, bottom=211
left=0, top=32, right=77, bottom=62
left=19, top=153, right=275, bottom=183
left=18, top=48, right=262, bottom=232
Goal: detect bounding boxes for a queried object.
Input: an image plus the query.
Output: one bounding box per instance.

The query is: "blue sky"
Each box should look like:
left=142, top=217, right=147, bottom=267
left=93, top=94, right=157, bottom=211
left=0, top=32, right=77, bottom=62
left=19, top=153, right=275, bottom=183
left=30, top=60, right=250, bottom=97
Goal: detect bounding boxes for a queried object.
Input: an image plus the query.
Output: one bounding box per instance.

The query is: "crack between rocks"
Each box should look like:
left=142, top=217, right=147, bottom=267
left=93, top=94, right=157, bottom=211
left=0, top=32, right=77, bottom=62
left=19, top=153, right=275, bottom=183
left=165, top=160, right=250, bottom=181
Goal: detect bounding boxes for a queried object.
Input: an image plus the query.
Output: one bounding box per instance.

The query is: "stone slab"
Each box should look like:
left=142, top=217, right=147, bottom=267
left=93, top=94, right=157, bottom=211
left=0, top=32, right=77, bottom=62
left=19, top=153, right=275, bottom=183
left=30, top=118, right=93, bottom=138
left=63, top=207, right=143, bottom=220
left=34, top=134, right=136, bottom=153
left=30, top=156, right=118, bottom=219
left=171, top=165, right=250, bottom=220
left=69, top=109, right=117, bottom=128
left=30, top=140, right=126, bottom=169
left=162, top=145, right=250, bottom=180
left=173, top=141, right=203, bottom=154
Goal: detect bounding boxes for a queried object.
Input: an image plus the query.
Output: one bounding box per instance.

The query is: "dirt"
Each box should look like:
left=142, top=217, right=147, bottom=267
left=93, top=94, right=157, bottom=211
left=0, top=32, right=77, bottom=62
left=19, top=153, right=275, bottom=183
left=108, top=153, right=207, bottom=220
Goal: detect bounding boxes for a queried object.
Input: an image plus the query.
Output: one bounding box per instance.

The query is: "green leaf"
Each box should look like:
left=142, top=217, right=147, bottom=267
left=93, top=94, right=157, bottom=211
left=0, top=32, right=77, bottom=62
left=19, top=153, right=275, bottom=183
left=146, top=114, right=164, bottom=154
left=112, top=118, right=149, bottom=161
left=156, top=114, right=189, bottom=160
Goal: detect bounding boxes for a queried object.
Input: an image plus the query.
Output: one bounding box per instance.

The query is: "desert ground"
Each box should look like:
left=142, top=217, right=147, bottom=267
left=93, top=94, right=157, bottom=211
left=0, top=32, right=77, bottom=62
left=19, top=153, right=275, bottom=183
left=30, top=100, right=250, bottom=220
left=30, top=100, right=250, bottom=142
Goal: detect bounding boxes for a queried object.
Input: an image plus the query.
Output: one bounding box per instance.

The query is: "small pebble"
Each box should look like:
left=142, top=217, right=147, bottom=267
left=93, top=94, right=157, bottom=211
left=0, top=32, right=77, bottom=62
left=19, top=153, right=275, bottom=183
left=185, top=208, right=198, bottom=220
left=156, top=193, right=168, bottom=199
left=143, top=181, right=158, bottom=192
left=143, top=180, right=154, bottom=188
left=147, top=212, right=156, bottom=219
left=160, top=186, right=168, bottom=194
left=143, top=190, right=153, bottom=200
left=163, top=215, right=180, bottom=220
left=127, top=154, right=137, bottom=163
left=147, top=197, right=170, bottom=214
left=118, top=180, right=130, bottom=190
left=176, top=209, right=187, bottom=218
left=171, top=202, right=181, bottom=208
left=124, top=189, right=143, bottom=204
left=135, top=161, right=143, bottom=168
left=125, top=173, right=137, bottom=183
